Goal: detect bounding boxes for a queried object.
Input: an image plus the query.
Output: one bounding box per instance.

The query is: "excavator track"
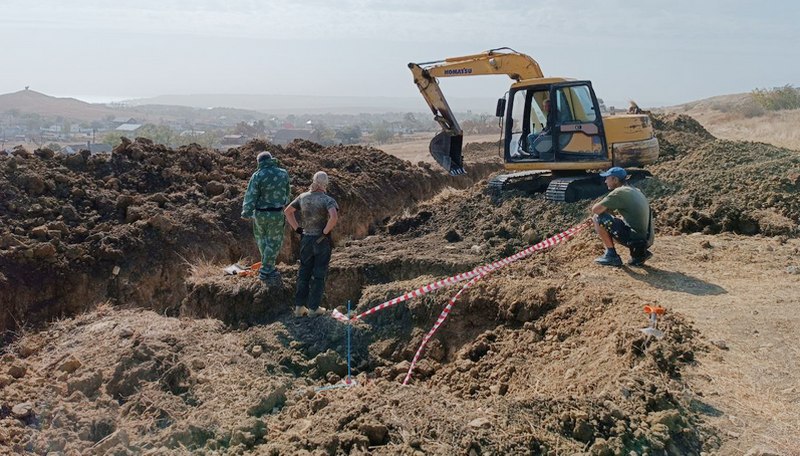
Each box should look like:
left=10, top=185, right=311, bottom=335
left=488, top=170, right=551, bottom=193
left=544, top=169, right=652, bottom=203
left=544, top=176, right=607, bottom=202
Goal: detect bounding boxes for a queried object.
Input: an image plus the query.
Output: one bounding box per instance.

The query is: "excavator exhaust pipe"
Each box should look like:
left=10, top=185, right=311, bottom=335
left=430, top=132, right=465, bottom=175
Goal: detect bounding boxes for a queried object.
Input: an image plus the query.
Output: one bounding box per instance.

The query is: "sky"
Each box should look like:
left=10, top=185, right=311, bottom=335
left=1, top=0, right=798, bottom=111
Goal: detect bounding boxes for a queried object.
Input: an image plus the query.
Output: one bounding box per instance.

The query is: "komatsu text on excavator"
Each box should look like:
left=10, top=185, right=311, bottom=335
left=409, top=47, right=659, bottom=202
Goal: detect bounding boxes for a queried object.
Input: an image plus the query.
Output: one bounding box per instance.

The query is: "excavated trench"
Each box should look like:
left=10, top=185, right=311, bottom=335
left=0, top=138, right=502, bottom=337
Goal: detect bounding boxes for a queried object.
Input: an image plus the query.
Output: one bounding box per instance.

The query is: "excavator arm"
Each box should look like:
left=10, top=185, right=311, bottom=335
left=409, top=47, right=544, bottom=175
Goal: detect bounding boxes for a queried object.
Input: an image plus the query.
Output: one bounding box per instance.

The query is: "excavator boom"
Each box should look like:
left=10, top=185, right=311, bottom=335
left=409, top=48, right=544, bottom=175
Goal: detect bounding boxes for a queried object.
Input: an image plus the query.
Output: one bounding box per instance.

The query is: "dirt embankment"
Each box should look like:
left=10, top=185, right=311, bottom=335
left=1, top=112, right=798, bottom=455
left=0, top=139, right=500, bottom=335
left=643, top=114, right=800, bottom=237
left=0, top=233, right=714, bottom=455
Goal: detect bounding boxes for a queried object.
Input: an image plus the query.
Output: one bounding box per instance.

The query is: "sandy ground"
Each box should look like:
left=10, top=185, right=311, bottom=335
left=580, top=234, right=800, bottom=455
left=377, top=133, right=501, bottom=164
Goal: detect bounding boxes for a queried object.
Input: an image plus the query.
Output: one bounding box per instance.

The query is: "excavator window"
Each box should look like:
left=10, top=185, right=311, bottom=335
left=508, top=88, right=554, bottom=161
left=552, top=83, right=606, bottom=157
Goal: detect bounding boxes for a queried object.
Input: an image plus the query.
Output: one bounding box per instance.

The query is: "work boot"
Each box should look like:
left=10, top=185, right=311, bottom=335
left=309, top=307, right=327, bottom=317
left=628, top=250, right=653, bottom=267
left=294, top=306, right=309, bottom=317
left=594, top=251, right=623, bottom=267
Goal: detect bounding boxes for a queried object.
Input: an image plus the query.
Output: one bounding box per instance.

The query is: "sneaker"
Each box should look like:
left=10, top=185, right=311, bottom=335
left=628, top=250, right=653, bottom=266
left=309, top=307, right=327, bottom=317
left=294, top=306, right=309, bottom=317
left=594, top=252, right=623, bottom=267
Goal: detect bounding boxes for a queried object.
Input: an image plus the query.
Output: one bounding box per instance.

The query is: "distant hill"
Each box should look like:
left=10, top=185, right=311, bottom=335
left=0, top=90, right=124, bottom=122
left=125, top=93, right=498, bottom=115
left=664, top=92, right=752, bottom=113
left=0, top=90, right=277, bottom=125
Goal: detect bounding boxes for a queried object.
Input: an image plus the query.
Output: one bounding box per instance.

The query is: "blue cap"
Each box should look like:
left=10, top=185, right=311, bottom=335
left=600, top=167, right=627, bottom=179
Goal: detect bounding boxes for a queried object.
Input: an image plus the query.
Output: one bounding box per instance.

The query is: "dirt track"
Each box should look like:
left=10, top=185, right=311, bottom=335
left=1, top=114, right=799, bottom=455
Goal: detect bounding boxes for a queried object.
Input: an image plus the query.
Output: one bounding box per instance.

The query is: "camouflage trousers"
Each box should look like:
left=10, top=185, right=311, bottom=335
left=253, top=212, right=285, bottom=280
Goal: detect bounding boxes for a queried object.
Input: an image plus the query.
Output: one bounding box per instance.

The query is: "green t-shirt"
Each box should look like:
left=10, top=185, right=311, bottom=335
left=599, top=186, right=651, bottom=240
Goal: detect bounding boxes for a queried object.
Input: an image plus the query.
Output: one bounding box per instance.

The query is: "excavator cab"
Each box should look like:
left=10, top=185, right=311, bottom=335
left=505, top=81, right=607, bottom=164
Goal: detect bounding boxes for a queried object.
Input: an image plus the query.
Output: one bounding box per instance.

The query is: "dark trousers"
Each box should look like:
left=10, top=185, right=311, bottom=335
left=295, top=235, right=332, bottom=310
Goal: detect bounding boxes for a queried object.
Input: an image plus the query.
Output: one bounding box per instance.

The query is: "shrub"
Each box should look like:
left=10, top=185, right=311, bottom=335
left=751, top=84, right=800, bottom=111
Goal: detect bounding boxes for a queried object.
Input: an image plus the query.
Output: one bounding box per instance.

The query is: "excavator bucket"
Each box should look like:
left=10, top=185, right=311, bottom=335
left=430, top=132, right=465, bottom=175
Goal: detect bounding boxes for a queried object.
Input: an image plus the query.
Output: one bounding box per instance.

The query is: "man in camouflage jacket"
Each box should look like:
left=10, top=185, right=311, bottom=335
left=241, top=151, right=291, bottom=286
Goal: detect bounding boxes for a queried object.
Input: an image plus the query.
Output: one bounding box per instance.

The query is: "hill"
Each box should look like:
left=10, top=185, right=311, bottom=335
left=125, top=93, right=497, bottom=115
left=0, top=90, right=276, bottom=126
left=662, top=91, right=800, bottom=150
left=0, top=90, right=123, bottom=122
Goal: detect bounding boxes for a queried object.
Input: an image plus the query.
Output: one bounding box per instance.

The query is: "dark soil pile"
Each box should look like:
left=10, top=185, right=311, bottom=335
left=0, top=138, right=499, bottom=335
left=643, top=114, right=800, bottom=236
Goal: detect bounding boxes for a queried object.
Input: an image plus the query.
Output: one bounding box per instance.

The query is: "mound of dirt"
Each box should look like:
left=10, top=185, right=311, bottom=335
left=0, top=235, right=716, bottom=455
left=643, top=114, right=800, bottom=236
left=0, top=138, right=500, bottom=335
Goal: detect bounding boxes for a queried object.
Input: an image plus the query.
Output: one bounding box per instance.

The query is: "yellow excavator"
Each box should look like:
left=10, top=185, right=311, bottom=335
left=409, top=47, right=659, bottom=202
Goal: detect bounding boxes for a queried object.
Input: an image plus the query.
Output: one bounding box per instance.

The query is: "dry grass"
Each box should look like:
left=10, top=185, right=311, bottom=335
left=182, top=255, right=238, bottom=281
left=663, top=102, right=800, bottom=151
left=691, top=109, right=800, bottom=150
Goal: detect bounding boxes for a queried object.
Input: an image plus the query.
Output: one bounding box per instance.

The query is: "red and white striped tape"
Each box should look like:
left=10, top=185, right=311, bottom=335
left=400, top=219, right=591, bottom=384
left=331, top=219, right=591, bottom=324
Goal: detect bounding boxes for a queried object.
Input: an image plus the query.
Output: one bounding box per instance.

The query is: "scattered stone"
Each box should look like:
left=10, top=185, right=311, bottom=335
left=67, top=370, right=103, bottom=396
left=8, top=362, right=27, bottom=379
left=21, top=174, right=46, bottom=195
left=147, top=214, right=174, bottom=233
left=206, top=181, right=226, bottom=196
left=467, top=417, right=491, bottom=429
left=251, top=345, right=263, bottom=358
left=125, top=206, right=144, bottom=224
left=31, top=225, right=49, bottom=239
left=17, top=340, right=41, bottom=358
left=312, top=350, right=346, bottom=377
left=0, top=374, right=13, bottom=387
left=33, top=242, right=57, bottom=259
left=60, top=205, right=79, bottom=221
left=117, top=326, right=134, bottom=338
left=12, top=402, right=34, bottom=419
left=58, top=355, right=82, bottom=373
left=786, top=265, right=799, bottom=275
left=700, top=240, right=712, bottom=249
